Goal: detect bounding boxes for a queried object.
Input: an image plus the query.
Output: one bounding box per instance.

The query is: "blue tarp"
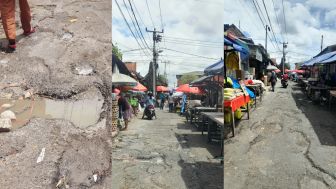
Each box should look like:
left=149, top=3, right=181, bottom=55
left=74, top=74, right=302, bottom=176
left=229, top=77, right=255, bottom=98
left=204, top=59, right=224, bottom=75
left=319, top=54, right=336, bottom=64
left=302, top=51, right=336, bottom=67
left=224, top=36, right=249, bottom=55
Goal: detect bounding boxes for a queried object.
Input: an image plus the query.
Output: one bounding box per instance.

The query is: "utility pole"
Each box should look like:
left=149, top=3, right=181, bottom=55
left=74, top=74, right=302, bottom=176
left=146, top=28, right=164, bottom=99
left=321, top=35, right=324, bottom=52
left=282, top=42, right=288, bottom=74
left=265, top=25, right=270, bottom=54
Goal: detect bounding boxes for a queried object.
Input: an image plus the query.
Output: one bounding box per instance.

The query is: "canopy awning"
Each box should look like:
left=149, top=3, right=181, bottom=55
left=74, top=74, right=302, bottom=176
left=224, top=35, right=249, bottom=55
left=302, top=51, right=336, bottom=67
left=190, top=75, right=223, bottom=87
left=204, top=59, right=224, bottom=75
left=319, top=54, right=336, bottom=64
left=112, top=66, right=137, bottom=87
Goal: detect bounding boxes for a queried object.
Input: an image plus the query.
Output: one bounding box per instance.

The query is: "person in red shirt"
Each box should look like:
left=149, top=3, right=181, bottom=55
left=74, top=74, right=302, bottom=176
left=282, top=73, right=289, bottom=80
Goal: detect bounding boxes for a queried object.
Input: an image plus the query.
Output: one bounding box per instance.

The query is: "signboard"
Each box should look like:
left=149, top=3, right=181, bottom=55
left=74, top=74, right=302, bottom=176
left=239, top=80, right=249, bottom=96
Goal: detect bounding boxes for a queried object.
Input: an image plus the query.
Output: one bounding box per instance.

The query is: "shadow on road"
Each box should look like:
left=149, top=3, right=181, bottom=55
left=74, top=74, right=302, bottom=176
left=174, top=122, right=223, bottom=189
left=291, top=83, right=336, bottom=146
left=178, top=160, right=223, bottom=189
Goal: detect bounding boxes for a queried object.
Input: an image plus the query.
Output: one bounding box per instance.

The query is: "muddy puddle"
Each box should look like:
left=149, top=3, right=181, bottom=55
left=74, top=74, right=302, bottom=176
left=0, top=97, right=103, bottom=129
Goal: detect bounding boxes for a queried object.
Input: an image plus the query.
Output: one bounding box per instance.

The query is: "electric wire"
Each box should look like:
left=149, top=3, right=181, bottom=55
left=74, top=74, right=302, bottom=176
left=115, top=0, right=150, bottom=58
left=122, top=0, right=151, bottom=55
left=127, top=0, right=151, bottom=50
left=145, top=0, right=155, bottom=28
left=262, top=0, right=281, bottom=51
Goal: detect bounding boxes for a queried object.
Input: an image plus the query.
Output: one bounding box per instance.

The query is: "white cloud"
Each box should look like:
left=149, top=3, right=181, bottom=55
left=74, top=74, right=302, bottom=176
left=224, top=0, right=336, bottom=69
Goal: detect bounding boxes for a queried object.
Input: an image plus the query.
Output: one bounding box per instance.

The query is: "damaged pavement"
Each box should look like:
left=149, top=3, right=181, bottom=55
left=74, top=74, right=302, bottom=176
left=0, top=0, right=112, bottom=188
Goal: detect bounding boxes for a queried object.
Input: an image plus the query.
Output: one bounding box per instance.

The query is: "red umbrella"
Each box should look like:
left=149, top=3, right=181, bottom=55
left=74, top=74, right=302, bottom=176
left=285, top=69, right=290, bottom=73
left=156, top=86, right=169, bottom=92
left=293, top=69, right=305, bottom=74
left=132, top=82, right=147, bottom=91
left=176, top=84, right=205, bottom=94
left=275, top=69, right=281, bottom=73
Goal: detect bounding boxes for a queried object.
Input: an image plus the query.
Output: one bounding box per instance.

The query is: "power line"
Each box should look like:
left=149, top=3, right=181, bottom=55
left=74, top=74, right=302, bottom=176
left=122, top=0, right=151, bottom=55
left=164, top=36, right=220, bottom=44
left=254, top=0, right=267, bottom=25
left=282, top=0, right=288, bottom=42
left=271, top=0, right=284, bottom=42
left=238, top=0, right=264, bottom=30
left=115, top=0, right=150, bottom=58
left=251, top=0, right=277, bottom=50
left=132, top=0, right=152, bottom=41
left=162, top=48, right=218, bottom=60
left=163, top=40, right=222, bottom=48
left=159, top=0, right=163, bottom=30
left=145, top=0, right=155, bottom=28
left=261, top=0, right=281, bottom=51
left=127, top=0, right=151, bottom=50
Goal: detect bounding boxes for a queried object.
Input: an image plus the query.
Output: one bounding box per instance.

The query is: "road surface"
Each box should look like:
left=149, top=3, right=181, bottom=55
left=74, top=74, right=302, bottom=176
left=112, top=108, right=223, bottom=189
left=224, top=81, right=336, bottom=189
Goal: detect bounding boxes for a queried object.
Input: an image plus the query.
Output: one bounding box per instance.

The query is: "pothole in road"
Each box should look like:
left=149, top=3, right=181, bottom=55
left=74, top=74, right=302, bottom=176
left=0, top=97, right=103, bottom=129
left=147, top=164, right=166, bottom=174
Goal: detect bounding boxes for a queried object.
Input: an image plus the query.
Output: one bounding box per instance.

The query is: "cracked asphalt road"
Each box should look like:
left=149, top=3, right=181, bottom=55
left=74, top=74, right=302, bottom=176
left=112, top=109, right=223, bottom=189
left=224, top=81, right=336, bottom=189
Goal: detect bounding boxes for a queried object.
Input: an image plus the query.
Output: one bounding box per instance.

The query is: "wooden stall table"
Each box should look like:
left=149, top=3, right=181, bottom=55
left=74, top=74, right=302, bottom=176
left=246, top=83, right=262, bottom=107
left=200, top=112, right=224, bottom=163
left=192, top=107, right=217, bottom=125
left=329, top=90, right=336, bottom=110
left=224, top=95, right=250, bottom=137
left=308, top=85, right=335, bottom=101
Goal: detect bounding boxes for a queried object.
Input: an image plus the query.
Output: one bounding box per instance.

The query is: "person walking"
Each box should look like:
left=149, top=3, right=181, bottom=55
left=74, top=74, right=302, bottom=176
left=118, top=94, right=132, bottom=130
left=0, top=0, right=35, bottom=52
left=168, top=93, right=174, bottom=113
left=159, top=93, right=165, bottom=110
left=269, top=71, right=277, bottom=92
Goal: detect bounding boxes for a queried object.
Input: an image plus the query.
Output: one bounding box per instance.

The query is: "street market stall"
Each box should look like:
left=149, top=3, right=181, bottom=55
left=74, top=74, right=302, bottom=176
left=224, top=32, right=252, bottom=137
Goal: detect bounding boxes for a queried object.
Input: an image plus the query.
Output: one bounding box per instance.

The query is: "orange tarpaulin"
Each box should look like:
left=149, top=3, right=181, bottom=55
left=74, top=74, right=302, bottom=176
left=176, top=84, right=205, bottom=94
left=156, top=86, right=169, bottom=92
left=132, top=82, right=147, bottom=91
left=224, top=95, right=250, bottom=112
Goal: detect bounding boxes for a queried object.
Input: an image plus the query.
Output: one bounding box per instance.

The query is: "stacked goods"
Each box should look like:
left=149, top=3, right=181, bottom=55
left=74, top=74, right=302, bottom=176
left=112, top=99, right=119, bottom=133
left=224, top=88, right=244, bottom=100
left=234, top=108, right=243, bottom=119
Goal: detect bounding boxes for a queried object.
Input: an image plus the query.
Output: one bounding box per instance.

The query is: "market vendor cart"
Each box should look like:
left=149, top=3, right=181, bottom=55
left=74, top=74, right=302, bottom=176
left=246, top=83, right=263, bottom=107
left=224, top=95, right=250, bottom=137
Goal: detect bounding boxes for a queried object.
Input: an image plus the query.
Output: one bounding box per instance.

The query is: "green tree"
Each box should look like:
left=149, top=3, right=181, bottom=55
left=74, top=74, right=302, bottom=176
left=112, top=45, right=123, bottom=60
left=157, top=74, right=168, bottom=86
left=180, top=74, right=199, bottom=85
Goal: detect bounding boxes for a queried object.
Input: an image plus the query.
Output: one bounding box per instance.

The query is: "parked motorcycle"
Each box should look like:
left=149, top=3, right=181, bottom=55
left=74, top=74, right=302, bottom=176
left=143, top=104, right=156, bottom=120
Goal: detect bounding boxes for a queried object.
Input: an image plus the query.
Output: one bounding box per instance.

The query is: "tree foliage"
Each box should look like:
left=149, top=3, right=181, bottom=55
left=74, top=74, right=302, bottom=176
left=180, top=74, right=199, bottom=85
left=157, top=74, right=168, bottom=86
left=112, top=45, right=123, bottom=60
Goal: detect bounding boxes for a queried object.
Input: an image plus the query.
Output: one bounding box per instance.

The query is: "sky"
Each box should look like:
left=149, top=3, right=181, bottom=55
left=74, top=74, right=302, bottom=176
left=112, top=0, right=224, bottom=87
left=224, top=0, right=336, bottom=69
